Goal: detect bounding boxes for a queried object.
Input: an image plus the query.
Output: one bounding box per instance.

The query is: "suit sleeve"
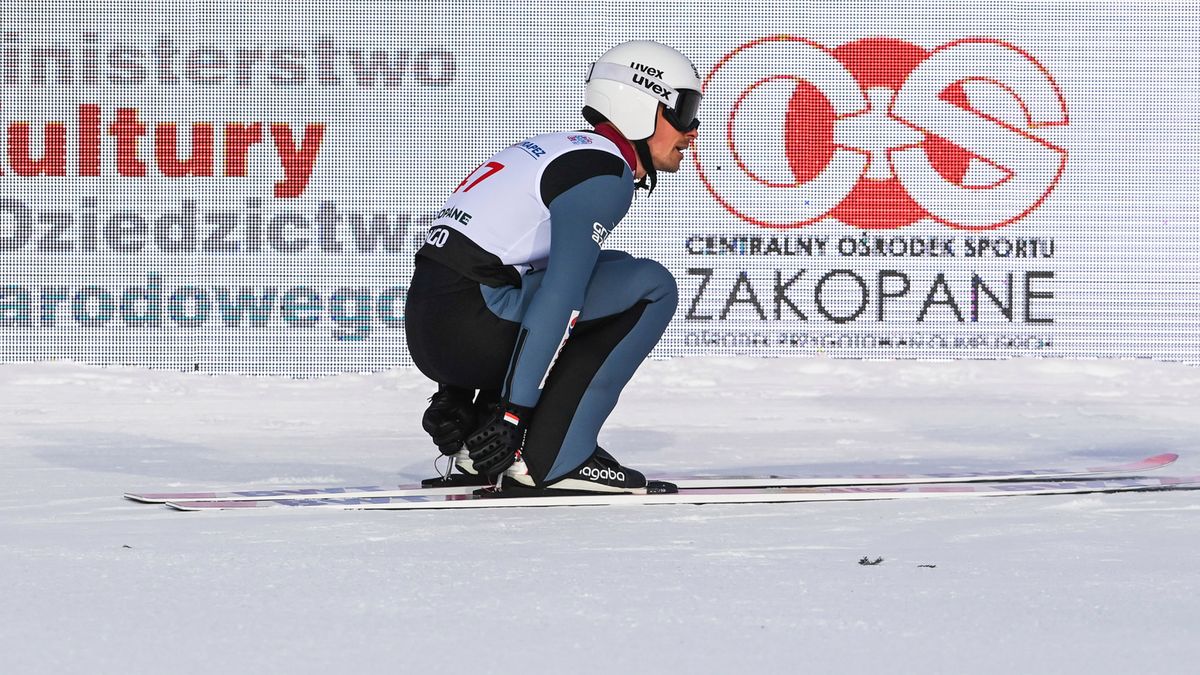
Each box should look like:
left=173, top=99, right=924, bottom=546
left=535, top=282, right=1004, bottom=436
left=501, top=150, right=634, bottom=408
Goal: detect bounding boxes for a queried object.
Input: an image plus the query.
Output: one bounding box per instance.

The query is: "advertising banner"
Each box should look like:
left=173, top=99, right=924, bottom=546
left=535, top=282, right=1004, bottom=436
left=2, top=1, right=1198, bottom=373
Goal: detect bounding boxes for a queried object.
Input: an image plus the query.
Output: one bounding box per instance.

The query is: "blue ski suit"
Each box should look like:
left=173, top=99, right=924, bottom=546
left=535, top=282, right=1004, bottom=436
left=405, top=127, right=677, bottom=483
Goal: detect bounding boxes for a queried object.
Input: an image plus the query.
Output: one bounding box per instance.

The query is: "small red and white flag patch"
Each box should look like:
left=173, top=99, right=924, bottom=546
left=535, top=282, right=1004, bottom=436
left=504, top=411, right=521, bottom=425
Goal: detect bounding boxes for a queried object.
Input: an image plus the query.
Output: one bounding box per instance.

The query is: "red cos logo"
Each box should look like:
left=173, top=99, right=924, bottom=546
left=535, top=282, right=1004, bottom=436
left=693, top=37, right=1069, bottom=230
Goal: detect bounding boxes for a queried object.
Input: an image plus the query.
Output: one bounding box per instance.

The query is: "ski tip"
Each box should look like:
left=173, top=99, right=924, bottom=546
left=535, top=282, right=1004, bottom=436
left=1083, top=452, right=1180, bottom=474
left=1136, top=452, right=1180, bottom=464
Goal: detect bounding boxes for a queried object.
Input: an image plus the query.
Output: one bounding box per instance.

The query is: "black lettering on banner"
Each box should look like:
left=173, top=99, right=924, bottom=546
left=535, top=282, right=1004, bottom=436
left=676, top=267, right=1054, bottom=327
left=877, top=270, right=910, bottom=321
left=721, top=271, right=766, bottom=320
left=918, top=273, right=964, bottom=322
left=348, top=49, right=407, bottom=86
left=26, top=44, right=71, bottom=85
left=40, top=286, right=69, bottom=325
left=37, top=213, right=73, bottom=252
left=244, top=197, right=263, bottom=253
left=107, top=46, right=146, bottom=84
left=414, top=50, right=456, bottom=86
left=186, top=47, right=227, bottom=85
left=351, top=213, right=408, bottom=253
left=814, top=270, right=868, bottom=324
left=1, top=33, right=459, bottom=89
left=78, top=198, right=98, bottom=251
left=773, top=270, right=806, bottom=320
left=269, top=48, right=307, bottom=85
left=314, top=35, right=340, bottom=87
left=203, top=213, right=239, bottom=253
left=104, top=212, right=147, bottom=253
left=154, top=201, right=197, bottom=252
left=1024, top=271, right=1054, bottom=324
left=233, top=48, right=263, bottom=87
left=972, top=274, right=1013, bottom=321
left=152, top=38, right=179, bottom=85
left=315, top=201, right=343, bottom=254
left=686, top=268, right=714, bottom=321
left=267, top=213, right=308, bottom=252
left=0, top=198, right=33, bottom=251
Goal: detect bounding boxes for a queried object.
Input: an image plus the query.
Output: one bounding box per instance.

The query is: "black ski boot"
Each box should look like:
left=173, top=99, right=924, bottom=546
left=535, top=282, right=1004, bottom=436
left=493, top=447, right=675, bottom=495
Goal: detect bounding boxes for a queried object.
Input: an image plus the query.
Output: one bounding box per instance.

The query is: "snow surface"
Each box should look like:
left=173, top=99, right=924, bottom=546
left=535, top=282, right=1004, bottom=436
left=1, top=357, right=1198, bottom=674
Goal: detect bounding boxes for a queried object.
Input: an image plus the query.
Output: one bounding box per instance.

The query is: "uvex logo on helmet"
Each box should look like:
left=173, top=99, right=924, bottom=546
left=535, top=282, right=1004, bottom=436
left=693, top=37, right=1069, bottom=230
left=631, top=62, right=666, bottom=78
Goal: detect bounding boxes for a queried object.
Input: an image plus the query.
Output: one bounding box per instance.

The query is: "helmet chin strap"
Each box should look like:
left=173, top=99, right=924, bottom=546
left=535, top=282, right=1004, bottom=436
left=633, top=139, right=657, bottom=194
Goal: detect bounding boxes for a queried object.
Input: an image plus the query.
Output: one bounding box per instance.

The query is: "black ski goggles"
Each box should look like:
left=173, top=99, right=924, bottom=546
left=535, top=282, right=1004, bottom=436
left=663, top=89, right=702, bottom=132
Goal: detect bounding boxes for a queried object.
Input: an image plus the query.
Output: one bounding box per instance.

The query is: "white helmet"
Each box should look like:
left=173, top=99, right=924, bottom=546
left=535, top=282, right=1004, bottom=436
left=584, top=40, right=703, bottom=141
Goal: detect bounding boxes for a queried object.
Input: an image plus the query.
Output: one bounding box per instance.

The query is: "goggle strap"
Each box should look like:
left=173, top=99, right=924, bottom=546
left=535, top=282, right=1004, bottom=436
left=587, top=61, right=680, bottom=108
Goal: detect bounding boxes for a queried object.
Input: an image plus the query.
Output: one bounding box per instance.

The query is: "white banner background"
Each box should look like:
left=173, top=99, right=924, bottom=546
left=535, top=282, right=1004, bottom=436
left=1, top=0, right=1197, bottom=373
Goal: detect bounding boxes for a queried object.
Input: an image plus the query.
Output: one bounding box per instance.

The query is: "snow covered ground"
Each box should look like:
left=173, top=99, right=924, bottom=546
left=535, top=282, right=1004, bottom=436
left=1, top=357, right=1198, bottom=674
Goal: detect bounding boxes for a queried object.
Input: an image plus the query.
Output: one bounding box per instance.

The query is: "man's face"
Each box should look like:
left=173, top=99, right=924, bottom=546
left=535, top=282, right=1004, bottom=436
left=646, top=105, right=699, bottom=174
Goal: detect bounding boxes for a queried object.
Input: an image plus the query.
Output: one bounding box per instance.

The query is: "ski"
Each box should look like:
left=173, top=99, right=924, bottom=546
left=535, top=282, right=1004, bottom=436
left=125, top=452, right=1179, bottom=504
left=124, top=485, right=422, bottom=504
left=166, top=475, right=1200, bottom=511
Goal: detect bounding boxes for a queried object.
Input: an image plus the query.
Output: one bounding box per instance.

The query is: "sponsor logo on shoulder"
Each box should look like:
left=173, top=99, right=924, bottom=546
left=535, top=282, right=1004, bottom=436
left=517, top=141, right=546, bottom=159
left=591, top=222, right=611, bottom=245
left=567, top=134, right=593, bottom=145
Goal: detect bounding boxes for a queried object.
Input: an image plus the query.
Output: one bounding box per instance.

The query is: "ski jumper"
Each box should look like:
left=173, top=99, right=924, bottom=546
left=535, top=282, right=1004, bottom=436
left=406, top=129, right=678, bottom=484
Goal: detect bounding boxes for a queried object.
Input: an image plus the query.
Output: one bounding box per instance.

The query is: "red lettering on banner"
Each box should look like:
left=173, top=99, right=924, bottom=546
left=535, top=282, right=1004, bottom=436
left=109, top=108, right=148, bottom=177
left=225, top=122, right=264, bottom=177
left=269, top=123, right=325, bottom=198
left=0, top=104, right=324, bottom=197
left=78, top=104, right=102, bottom=176
left=155, top=123, right=214, bottom=177
left=8, top=122, right=66, bottom=176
